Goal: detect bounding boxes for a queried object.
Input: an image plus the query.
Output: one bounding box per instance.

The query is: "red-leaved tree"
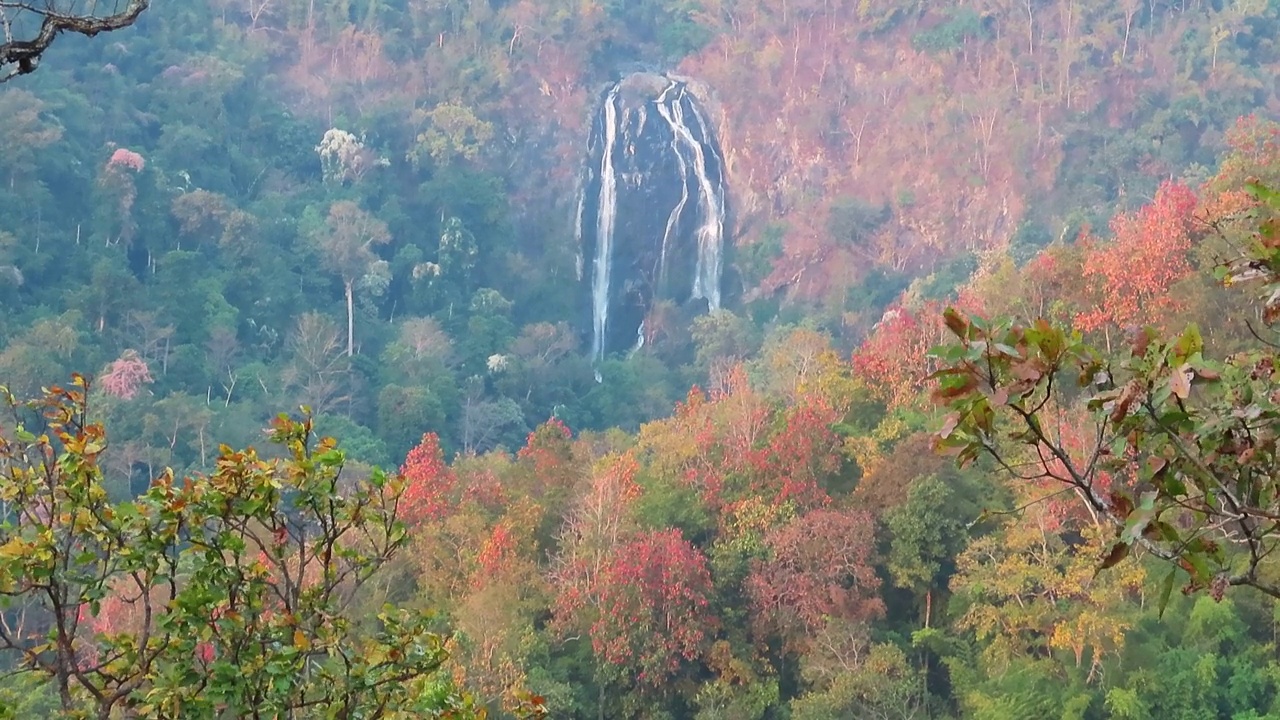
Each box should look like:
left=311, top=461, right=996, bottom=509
left=515, top=418, right=578, bottom=499
left=98, top=350, right=153, bottom=400
left=550, top=457, right=714, bottom=692
left=747, top=508, right=884, bottom=653
left=549, top=454, right=643, bottom=629
left=400, top=432, right=456, bottom=524
left=753, top=397, right=841, bottom=509
left=1075, top=181, right=1199, bottom=336
left=589, top=530, right=715, bottom=688
left=853, top=293, right=988, bottom=410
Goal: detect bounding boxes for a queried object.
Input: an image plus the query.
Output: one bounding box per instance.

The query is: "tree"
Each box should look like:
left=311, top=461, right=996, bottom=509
left=746, top=508, right=883, bottom=653
left=408, top=103, right=494, bottom=168
left=384, top=317, right=454, bottom=383
left=950, top=481, right=1144, bottom=681
left=0, top=1, right=149, bottom=80
left=549, top=454, right=714, bottom=713
left=931, top=182, right=1280, bottom=601
left=96, top=350, right=152, bottom=401
left=884, top=474, right=977, bottom=628
left=754, top=396, right=843, bottom=509
left=281, top=312, right=351, bottom=415
left=499, top=321, right=579, bottom=411
left=1073, top=181, right=1199, bottom=339
left=637, top=385, right=727, bottom=506
left=853, top=291, right=987, bottom=409
left=0, top=89, right=61, bottom=189
left=377, top=384, right=447, bottom=460
left=0, top=377, right=491, bottom=717
left=590, top=530, right=714, bottom=688
left=400, top=432, right=457, bottom=525
left=0, top=313, right=81, bottom=398
left=313, top=200, right=391, bottom=357
left=554, top=525, right=715, bottom=703
left=459, top=384, right=526, bottom=455
left=94, top=148, right=146, bottom=248
left=790, top=642, right=927, bottom=720
left=690, top=310, right=760, bottom=369
left=316, top=129, right=383, bottom=185
left=549, top=454, right=641, bottom=648
left=693, top=640, right=780, bottom=720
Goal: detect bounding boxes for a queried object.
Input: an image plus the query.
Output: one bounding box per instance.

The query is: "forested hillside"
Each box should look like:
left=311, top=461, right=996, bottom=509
left=5, top=0, right=1280, bottom=717
left=4, top=0, right=1280, bottom=466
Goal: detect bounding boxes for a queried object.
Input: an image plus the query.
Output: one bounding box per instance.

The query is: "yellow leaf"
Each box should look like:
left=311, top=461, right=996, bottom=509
left=0, top=538, right=26, bottom=559
left=1170, top=363, right=1193, bottom=400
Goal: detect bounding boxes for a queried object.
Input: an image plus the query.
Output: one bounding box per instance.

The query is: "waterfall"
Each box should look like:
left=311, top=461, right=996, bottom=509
left=656, top=82, right=690, bottom=293
left=590, top=85, right=621, bottom=363
left=654, top=82, right=725, bottom=311
left=579, top=73, right=728, bottom=364
left=573, top=174, right=586, bottom=282
left=688, top=98, right=726, bottom=311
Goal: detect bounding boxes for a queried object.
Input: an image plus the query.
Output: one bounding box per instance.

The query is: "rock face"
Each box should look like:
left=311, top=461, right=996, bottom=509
left=577, top=72, right=728, bottom=362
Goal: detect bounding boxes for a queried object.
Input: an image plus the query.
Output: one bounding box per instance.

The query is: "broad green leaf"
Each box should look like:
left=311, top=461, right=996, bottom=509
left=1157, top=568, right=1177, bottom=618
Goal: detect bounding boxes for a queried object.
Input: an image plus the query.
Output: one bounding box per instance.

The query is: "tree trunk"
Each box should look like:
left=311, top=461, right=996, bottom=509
left=598, top=679, right=606, bottom=720
left=344, top=279, right=355, bottom=357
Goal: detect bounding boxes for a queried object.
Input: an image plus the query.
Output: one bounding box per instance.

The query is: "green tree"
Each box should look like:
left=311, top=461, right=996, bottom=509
left=0, top=377, right=493, bottom=718
left=790, top=643, right=927, bottom=720
left=0, top=90, right=62, bottom=190
left=377, top=383, right=447, bottom=459
left=408, top=103, right=494, bottom=169
left=883, top=473, right=978, bottom=628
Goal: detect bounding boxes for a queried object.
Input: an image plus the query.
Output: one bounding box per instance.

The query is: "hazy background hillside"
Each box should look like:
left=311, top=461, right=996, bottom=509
left=5, top=0, right=1278, bottom=465
left=6, top=4, right=1280, bottom=716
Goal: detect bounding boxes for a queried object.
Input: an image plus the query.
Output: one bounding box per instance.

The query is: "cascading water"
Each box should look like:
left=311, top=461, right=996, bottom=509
left=656, top=82, right=725, bottom=310
left=577, top=73, right=729, bottom=364
left=590, top=85, right=621, bottom=363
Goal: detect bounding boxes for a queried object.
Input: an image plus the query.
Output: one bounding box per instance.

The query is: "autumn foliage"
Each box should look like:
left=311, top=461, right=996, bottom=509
left=852, top=293, right=984, bottom=409
left=638, top=364, right=845, bottom=510
left=516, top=417, right=579, bottom=497
left=589, top=530, right=715, bottom=686
left=97, top=350, right=153, bottom=400
left=1074, top=181, right=1199, bottom=333
left=543, top=452, right=714, bottom=689
left=400, top=432, right=456, bottom=524
left=746, top=508, right=883, bottom=653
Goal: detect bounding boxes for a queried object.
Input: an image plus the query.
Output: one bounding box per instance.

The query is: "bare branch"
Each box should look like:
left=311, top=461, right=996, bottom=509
left=0, top=0, right=149, bottom=81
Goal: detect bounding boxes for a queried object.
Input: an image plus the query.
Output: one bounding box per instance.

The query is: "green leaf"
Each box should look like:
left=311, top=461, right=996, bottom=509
left=1157, top=568, right=1177, bottom=618
left=1172, top=324, right=1203, bottom=363
left=1143, top=520, right=1180, bottom=544
left=1246, top=180, right=1280, bottom=208
left=1184, top=552, right=1211, bottom=584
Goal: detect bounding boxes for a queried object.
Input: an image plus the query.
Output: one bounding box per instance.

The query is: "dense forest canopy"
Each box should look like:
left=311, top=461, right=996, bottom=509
left=4, top=0, right=1280, bottom=717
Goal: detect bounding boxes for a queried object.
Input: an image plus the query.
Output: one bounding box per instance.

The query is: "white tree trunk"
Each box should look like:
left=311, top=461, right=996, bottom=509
left=345, top=280, right=355, bottom=357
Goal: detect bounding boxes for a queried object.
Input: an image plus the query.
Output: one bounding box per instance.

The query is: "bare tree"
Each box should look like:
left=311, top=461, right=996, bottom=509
left=281, top=312, right=351, bottom=415
left=459, top=377, right=525, bottom=455
left=0, top=0, right=149, bottom=81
